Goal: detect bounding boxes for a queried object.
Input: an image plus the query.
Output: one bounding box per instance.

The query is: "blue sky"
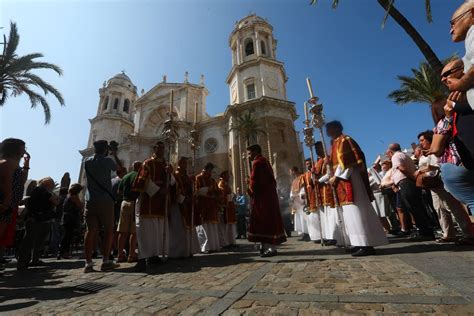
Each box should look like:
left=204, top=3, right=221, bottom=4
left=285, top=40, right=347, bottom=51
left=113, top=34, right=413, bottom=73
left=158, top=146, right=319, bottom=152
left=0, top=0, right=464, bottom=182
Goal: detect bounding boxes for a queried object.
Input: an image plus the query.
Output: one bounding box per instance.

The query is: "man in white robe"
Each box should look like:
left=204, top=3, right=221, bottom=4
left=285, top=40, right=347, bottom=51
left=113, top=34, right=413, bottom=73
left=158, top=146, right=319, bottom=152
left=325, top=121, right=388, bottom=256
left=289, top=167, right=309, bottom=241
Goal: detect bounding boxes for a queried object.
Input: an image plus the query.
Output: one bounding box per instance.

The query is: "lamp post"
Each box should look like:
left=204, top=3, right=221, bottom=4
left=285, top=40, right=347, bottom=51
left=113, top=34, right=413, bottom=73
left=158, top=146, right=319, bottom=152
left=305, top=78, right=348, bottom=249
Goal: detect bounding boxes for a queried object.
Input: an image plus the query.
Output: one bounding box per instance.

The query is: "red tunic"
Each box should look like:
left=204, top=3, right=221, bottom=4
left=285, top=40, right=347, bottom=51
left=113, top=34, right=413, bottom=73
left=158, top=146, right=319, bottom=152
left=330, top=135, right=374, bottom=205
left=174, top=167, right=194, bottom=229
left=132, top=155, right=169, bottom=218
left=302, top=171, right=321, bottom=212
left=218, top=179, right=237, bottom=224
left=247, top=155, right=286, bottom=245
left=314, top=158, right=335, bottom=208
left=195, top=172, right=220, bottom=224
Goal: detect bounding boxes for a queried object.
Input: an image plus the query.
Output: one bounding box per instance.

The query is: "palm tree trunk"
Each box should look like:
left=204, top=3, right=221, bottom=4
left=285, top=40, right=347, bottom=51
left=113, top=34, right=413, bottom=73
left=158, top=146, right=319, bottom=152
left=377, top=0, right=443, bottom=75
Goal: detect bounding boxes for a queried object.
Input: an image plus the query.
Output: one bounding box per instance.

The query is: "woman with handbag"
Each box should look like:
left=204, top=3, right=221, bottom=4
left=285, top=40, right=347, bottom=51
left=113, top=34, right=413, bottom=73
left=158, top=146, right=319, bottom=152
left=419, top=127, right=474, bottom=244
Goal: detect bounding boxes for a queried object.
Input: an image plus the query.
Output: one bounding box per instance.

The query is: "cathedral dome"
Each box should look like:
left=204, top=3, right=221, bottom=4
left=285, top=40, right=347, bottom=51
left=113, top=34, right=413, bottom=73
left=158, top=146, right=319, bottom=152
left=235, top=14, right=270, bottom=30
left=107, top=72, right=136, bottom=91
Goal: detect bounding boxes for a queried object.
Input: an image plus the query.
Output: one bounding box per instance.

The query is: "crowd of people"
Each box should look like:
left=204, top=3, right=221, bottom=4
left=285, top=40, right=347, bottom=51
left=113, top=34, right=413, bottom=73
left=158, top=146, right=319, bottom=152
left=1, top=1, right=474, bottom=274
left=289, top=0, right=474, bottom=255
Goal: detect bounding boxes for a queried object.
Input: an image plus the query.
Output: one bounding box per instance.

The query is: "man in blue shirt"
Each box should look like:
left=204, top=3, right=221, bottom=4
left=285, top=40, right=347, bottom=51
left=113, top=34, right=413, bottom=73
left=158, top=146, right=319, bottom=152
left=234, top=187, right=248, bottom=239
left=83, top=140, right=118, bottom=272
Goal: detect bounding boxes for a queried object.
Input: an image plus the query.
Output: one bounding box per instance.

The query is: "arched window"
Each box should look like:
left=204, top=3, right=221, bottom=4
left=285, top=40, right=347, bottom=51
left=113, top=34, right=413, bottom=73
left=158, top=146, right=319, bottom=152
left=113, top=98, right=119, bottom=110
left=123, top=99, right=130, bottom=113
left=244, top=38, right=254, bottom=56
left=246, top=83, right=256, bottom=100
left=261, top=40, right=266, bottom=55
left=103, top=96, right=109, bottom=111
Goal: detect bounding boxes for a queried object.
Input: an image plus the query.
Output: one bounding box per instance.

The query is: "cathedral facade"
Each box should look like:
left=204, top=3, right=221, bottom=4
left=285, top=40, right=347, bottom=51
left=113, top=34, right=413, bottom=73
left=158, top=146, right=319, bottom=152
left=79, top=14, right=304, bottom=191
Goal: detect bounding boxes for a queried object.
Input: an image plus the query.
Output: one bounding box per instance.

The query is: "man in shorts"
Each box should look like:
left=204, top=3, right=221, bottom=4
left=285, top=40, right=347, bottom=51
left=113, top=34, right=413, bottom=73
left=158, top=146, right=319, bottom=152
left=117, top=161, right=141, bottom=263
left=83, top=140, right=119, bottom=273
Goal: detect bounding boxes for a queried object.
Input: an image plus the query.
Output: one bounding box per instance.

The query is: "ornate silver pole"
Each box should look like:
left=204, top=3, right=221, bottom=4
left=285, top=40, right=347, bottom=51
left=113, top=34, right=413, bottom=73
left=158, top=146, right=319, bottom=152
left=187, top=119, right=200, bottom=256
left=306, top=78, right=348, bottom=249
left=302, top=103, right=324, bottom=247
left=161, top=90, right=179, bottom=259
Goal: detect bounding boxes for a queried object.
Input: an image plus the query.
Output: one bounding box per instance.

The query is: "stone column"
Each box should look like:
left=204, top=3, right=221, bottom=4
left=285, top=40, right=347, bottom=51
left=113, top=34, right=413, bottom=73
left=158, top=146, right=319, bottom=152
left=255, top=31, right=261, bottom=56
left=236, top=38, right=242, bottom=64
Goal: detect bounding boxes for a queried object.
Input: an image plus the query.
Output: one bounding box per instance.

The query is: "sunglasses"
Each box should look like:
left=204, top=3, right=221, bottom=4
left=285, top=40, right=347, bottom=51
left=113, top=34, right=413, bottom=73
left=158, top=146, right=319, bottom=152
left=441, top=65, right=463, bottom=78
left=450, top=9, right=471, bottom=26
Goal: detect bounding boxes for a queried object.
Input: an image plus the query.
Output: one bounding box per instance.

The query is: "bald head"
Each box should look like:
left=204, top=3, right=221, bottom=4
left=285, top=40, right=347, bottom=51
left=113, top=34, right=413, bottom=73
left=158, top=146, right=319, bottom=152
left=388, top=143, right=401, bottom=152
left=454, top=0, right=474, bottom=16
left=451, top=1, right=474, bottom=42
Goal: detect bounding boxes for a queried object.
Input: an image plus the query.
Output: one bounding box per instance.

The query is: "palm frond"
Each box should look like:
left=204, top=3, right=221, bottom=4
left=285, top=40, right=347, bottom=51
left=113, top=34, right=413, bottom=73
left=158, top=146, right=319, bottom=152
left=21, top=73, right=65, bottom=105
left=22, top=86, right=51, bottom=124
left=4, top=22, right=19, bottom=61
left=425, top=0, right=432, bottom=23
left=0, top=21, right=64, bottom=123
left=381, top=0, right=395, bottom=29
left=388, top=59, right=450, bottom=107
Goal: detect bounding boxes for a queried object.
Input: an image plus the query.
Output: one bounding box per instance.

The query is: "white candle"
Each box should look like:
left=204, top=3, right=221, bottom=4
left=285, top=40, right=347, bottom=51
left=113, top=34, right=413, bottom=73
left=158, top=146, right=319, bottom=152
left=194, top=102, right=198, bottom=124
left=169, top=90, right=174, bottom=115
left=306, top=77, right=314, bottom=98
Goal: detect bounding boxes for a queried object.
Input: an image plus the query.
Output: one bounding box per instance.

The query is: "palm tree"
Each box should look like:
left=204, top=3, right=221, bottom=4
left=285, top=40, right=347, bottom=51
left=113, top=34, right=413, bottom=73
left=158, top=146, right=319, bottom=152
left=388, top=59, right=451, bottom=123
left=311, top=0, right=443, bottom=75
left=230, top=112, right=267, bottom=147
left=0, top=22, right=64, bottom=124
left=229, top=112, right=267, bottom=189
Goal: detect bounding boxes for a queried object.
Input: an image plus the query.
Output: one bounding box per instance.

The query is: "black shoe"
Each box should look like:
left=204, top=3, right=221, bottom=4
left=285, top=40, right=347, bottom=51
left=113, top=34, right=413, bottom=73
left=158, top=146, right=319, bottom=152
left=351, top=247, right=376, bottom=257
left=260, top=249, right=277, bottom=258
left=313, top=240, right=321, bottom=244
left=148, top=256, right=162, bottom=265
left=409, top=234, right=435, bottom=242
left=324, top=239, right=337, bottom=246
left=30, top=260, right=45, bottom=267
left=133, top=259, right=146, bottom=272
left=344, top=247, right=359, bottom=254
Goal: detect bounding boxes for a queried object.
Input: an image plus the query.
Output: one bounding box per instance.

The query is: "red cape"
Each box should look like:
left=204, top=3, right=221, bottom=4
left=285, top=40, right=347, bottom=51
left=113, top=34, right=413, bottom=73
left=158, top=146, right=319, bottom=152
left=247, top=155, right=286, bottom=245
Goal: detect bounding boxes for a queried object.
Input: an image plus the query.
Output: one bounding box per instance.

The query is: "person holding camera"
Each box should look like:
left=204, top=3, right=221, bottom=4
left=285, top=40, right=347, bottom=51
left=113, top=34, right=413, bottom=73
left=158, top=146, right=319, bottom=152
left=83, top=140, right=119, bottom=273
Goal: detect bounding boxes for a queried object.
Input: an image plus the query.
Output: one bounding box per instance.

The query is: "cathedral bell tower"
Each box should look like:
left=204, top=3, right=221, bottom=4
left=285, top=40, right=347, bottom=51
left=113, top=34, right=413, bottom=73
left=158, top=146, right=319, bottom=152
left=226, top=14, right=288, bottom=105
left=226, top=14, right=303, bottom=192
left=79, top=72, right=138, bottom=184
left=87, top=72, right=138, bottom=148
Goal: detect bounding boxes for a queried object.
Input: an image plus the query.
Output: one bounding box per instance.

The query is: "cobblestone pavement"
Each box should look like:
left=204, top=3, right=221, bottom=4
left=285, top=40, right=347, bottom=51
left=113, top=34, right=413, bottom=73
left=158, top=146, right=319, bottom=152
left=1, top=236, right=473, bottom=315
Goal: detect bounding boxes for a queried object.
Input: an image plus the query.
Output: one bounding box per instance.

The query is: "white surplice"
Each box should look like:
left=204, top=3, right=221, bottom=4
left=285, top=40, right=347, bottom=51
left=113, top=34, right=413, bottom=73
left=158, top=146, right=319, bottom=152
left=197, top=223, right=220, bottom=252
left=334, top=166, right=388, bottom=247
left=168, top=203, right=200, bottom=258
left=307, top=209, right=322, bottom=241
left=291, top=187, right=308, bottom=235
left=135, top=195, right=169, bottom=259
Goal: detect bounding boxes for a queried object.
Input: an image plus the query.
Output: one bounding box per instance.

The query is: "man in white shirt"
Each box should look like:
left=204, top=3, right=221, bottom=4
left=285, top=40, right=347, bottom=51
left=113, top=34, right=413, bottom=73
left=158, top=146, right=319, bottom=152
left=386, top=144, right=434, bottom=240
left=447, top=1, right=474, bottom=109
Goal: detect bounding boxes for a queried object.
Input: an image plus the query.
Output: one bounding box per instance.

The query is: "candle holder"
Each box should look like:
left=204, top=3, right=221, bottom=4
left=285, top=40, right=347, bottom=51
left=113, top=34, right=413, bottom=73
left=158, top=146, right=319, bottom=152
left=188, top=129, right=201, bottom=152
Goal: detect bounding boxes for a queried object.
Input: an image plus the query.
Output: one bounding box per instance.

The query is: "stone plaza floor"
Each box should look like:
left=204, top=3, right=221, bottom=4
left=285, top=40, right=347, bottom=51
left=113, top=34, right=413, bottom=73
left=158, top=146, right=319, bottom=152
left=1, top=235, right=473, bottom=315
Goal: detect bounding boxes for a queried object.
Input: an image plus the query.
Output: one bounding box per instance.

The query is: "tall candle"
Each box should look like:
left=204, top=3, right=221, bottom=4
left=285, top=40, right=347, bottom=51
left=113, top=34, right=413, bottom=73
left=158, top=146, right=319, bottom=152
left=169, top=90, right=174, bottom=115
left=304, top=102, right=308, bottom=122
left=306, top=77, right=314, bottom=98
left=194, top=102, right=198, bottom=124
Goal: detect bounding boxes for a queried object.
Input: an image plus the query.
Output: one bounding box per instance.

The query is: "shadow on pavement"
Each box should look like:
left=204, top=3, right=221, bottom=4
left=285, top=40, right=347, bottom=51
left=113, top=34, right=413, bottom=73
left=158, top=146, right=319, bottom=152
left=0, top=261, right=90, bottom=312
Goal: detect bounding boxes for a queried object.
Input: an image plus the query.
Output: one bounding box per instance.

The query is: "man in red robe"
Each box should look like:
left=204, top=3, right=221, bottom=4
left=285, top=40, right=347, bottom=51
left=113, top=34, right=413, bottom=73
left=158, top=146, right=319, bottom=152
left=132, top=141, right=174, bottom=271
left=195, top=163, right=221, bottom=252
left=218, top=171, right=237, bottom=248
left=246, top=144, right=286, bottom=257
